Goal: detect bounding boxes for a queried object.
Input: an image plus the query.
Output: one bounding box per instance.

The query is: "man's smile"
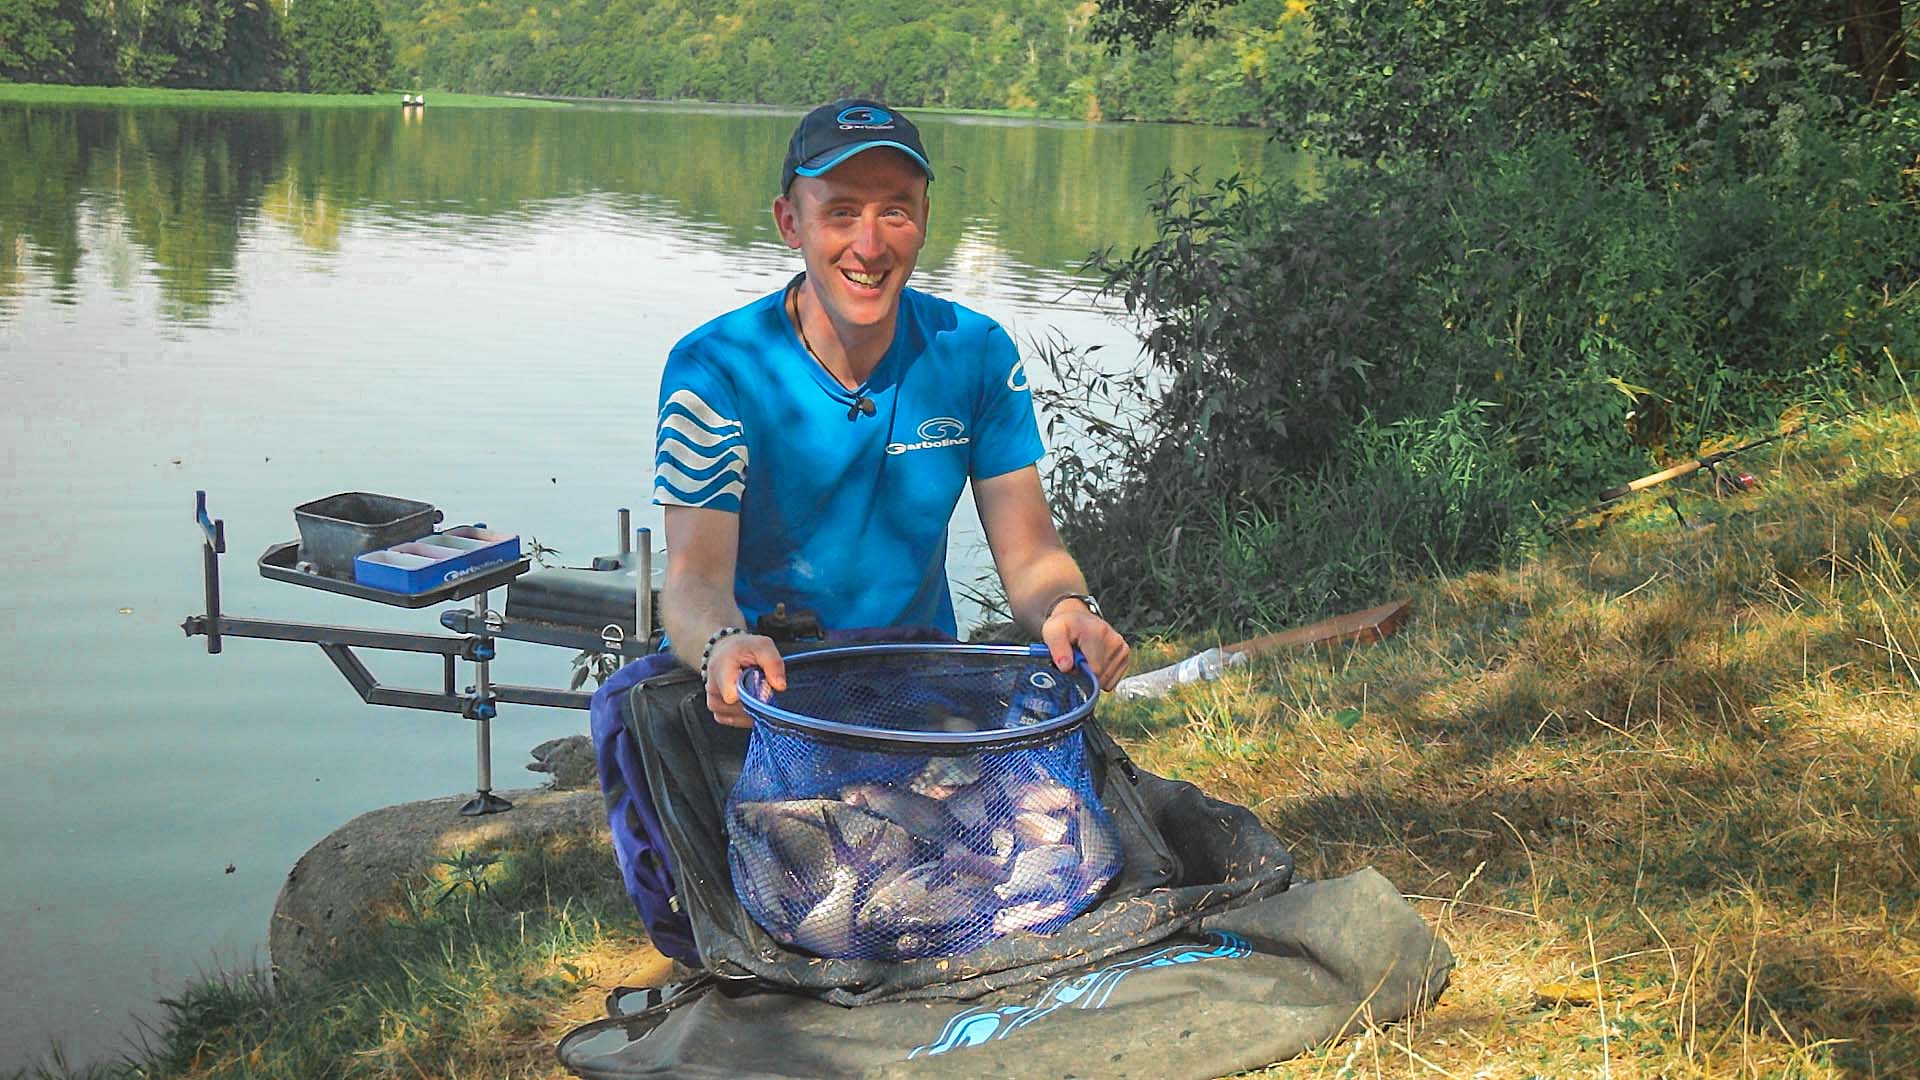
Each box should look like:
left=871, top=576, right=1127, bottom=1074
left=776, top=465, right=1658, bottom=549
left=843, top=268, right=885, bottom=289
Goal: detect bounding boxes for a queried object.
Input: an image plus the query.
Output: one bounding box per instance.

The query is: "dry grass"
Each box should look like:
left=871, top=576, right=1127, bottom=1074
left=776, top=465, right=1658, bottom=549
left=1109, top=403, right=1920, bottom=1077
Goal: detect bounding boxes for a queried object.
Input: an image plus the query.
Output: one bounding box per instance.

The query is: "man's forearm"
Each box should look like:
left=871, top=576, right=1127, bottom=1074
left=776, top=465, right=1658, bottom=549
left=661, top=574, right=749, bottom=673
left=1003, top=548, right=1091, bottom=634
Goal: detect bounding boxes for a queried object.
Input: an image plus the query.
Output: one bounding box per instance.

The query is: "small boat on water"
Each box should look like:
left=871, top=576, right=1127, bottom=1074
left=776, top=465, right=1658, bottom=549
left=401, top=94, right=426, bottom=109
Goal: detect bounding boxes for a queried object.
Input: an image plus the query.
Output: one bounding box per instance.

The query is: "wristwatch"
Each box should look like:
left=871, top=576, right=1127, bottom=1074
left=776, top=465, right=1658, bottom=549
left=1044, top=592, right=1102, bottom=620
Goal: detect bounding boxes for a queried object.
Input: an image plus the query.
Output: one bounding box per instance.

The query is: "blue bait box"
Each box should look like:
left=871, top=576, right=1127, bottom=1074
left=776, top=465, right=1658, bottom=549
left=352, top=526, right=521, bottom=595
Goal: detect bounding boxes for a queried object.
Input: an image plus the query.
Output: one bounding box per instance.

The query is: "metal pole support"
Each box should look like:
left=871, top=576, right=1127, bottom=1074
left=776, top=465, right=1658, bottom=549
left=195, top=491, right=226, bottom=654
left=636, top=526, right=653, bottom=646
left=460, top=588, right=511, bottom=816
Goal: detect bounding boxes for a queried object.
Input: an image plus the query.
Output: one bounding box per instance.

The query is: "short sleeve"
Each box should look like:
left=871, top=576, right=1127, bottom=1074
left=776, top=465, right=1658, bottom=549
left=653, top=350, right=748, bottom=513
left=968, top=324, right=1046, bottom=480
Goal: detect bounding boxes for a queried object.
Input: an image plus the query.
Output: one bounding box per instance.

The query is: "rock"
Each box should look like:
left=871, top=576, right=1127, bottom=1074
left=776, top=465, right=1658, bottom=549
left=527, top=734, right=598, bottom=790
left=268, top=787, right=607, bottom=985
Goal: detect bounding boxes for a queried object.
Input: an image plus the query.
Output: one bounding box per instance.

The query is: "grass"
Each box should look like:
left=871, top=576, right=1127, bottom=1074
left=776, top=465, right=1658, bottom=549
left=1119, top=400, right=1920, bottom=1077
left=0, top=83, right=569, bottom=109
left=16, top=401, right=1918, bottom=1078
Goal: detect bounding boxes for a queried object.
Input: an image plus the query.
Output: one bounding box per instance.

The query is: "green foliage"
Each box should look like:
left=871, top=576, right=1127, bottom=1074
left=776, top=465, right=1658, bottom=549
left=375, top=0, right=1303, bottom=123
left=0, top=0, right=289, bottom=88
left=4, top=0, right=1304, bottom=113
left=0, top=0, right=81, bottom=80
left=91, top=0, right=264, bottom=88
left=432, top=848, right=501, bottom=904
left=1059, top=0, right=1920, bottom=636
left=1267, top=0, right=1891, bottom=167
left=0, top=0, right=386, bottom=91
left=287, top=0, right=394, bottom=93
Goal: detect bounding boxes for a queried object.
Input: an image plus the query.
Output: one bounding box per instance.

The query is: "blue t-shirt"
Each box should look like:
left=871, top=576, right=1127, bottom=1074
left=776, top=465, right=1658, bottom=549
left=652, top=278, right=1045, bottom=636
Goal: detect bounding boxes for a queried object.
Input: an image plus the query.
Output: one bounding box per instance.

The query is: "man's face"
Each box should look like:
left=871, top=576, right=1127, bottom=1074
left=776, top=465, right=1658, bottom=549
left=773, top=148, right=930, bottom=333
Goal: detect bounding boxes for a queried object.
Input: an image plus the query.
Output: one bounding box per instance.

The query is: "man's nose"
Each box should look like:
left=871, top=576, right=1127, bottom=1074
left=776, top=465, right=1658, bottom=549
left=852, top=213, right=886, bottom=260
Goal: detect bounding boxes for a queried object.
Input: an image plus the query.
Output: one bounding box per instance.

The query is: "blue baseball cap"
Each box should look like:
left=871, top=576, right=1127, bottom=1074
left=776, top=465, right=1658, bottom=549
left=781, top=99, right=934, bottom=193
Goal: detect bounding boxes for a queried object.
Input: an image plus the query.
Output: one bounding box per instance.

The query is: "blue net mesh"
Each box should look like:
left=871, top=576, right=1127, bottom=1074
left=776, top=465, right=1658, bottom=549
left=725, top=646, right=1122, bottom=961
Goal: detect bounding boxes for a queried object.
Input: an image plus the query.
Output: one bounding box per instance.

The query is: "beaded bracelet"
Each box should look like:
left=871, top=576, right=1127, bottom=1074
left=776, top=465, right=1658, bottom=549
left=699, top=625, right=746, bottom=682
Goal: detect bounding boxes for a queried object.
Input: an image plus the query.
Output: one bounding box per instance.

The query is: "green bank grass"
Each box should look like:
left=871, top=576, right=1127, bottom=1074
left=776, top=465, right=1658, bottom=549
left=0, top=83, right=568, bottom=110
left=18, top=401, right=1919, bottom=1078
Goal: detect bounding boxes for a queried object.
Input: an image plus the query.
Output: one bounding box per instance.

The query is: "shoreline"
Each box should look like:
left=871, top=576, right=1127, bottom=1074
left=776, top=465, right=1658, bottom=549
left=0, top=82, right=1263, bottom=127
left=0, top=83, right=568, bottom=110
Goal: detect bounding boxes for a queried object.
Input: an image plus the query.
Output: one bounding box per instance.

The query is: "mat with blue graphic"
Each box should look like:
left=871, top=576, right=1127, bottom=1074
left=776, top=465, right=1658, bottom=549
left=558, top=872, right=1452, bottom=1079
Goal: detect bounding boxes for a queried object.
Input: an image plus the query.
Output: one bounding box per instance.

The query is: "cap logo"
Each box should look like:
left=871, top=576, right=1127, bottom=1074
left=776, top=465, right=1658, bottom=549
left=836, top=105, right=894, bottom=129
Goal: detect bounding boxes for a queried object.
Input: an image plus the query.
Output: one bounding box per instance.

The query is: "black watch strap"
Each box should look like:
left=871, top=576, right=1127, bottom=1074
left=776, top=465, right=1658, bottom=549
left=1044, top=592, right=1101, bottom=621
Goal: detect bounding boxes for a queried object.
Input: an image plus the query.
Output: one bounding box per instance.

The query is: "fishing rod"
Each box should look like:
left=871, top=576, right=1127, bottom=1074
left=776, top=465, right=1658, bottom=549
left=1545, top=416, right=1828, bottom=534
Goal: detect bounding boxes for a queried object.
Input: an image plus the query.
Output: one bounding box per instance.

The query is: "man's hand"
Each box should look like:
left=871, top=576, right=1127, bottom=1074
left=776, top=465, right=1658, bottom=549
left=1041, top=601, right=1129, bottom=691
left=704, top=632, right=786, bottom=727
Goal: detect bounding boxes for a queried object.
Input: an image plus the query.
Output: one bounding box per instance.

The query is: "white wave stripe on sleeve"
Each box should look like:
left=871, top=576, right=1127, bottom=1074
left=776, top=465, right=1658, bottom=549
left=655, top=458, right=745, bottom=497
left=658, top=433, right=747, bottom=474
left=658, top=413, right=742, bottom=449
left=663, top=389, right=742, bottom=433
left=653, top=473, right=746, bottom=508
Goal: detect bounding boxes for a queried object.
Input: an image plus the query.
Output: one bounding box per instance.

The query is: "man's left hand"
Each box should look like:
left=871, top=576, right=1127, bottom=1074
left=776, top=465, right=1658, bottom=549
left=1041, top=603, right=1130, bottom=691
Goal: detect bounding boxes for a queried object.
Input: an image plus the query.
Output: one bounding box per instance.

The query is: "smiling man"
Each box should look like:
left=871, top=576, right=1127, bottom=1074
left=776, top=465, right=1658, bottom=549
left=653, top=99, right=1128, bottom=725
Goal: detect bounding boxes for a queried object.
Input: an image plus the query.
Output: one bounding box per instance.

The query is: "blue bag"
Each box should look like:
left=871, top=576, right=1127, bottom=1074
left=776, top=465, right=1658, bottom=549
left=590, top=651, right=698, bottom=962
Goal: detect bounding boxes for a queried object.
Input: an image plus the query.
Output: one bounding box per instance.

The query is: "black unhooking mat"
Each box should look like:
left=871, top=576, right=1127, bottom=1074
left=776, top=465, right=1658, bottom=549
left=559, top=661, right=1453, bottom=1079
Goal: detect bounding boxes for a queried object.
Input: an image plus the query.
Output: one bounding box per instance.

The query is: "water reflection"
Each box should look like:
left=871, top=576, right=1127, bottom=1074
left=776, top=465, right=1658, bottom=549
left=0, top=101, right=1288, bottom=324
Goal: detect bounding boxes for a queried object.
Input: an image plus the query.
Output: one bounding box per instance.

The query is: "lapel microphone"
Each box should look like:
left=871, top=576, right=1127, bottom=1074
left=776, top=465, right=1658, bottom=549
left=847, top=396, right=875, bottom=421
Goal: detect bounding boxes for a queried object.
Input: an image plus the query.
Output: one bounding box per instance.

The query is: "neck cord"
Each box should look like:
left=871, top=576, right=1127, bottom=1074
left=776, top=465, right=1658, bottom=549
left=789, top=280, right=874, bottom=419
left=787, top=280, right=823, bottom=366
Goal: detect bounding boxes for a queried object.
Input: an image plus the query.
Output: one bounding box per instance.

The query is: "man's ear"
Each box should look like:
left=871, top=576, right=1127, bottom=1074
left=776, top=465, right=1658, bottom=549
left=772, top=192, right=802, bottom=249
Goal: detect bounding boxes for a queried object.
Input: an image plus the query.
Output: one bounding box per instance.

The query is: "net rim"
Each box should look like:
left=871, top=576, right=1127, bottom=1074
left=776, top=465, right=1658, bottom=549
left=736, top=642, right=1100, bottom=748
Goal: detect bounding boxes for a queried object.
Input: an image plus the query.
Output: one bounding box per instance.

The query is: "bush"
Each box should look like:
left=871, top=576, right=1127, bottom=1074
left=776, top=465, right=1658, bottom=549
left=287, top=0, right=392, bottom=94
left=1046, top=94, right=1919, bottom=635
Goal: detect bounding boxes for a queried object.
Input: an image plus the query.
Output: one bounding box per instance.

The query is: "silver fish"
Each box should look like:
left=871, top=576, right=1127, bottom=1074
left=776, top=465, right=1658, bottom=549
left=824, top=802, right=915, bottom=873
left=944, top=782, right=996, bottom=828
left=839, top=782, right=954, bottom=843
left=733, top=799, right=838, bottom=871
left=991, top=898, right=1071, bottom=935
left=995, top=843, right=1079, bottom=901
left=908, top=755, right=983, bottom=799
left=729, top=826, right=799, bottom=928
left=893, top=930, right=935, bottom=958
left=856, top=861, right=947, bottom=934
left=1013, top=780, right=1076, bottom=814
left=894, top=921, right=978, bottom=959
left=937, top=845, right=1010, bottom=887
left=1013, top=809, right=1068, bottom=846
left=784, top=865, right=859, bottom=957
left=1074, top=806, right=1123, bottom=892
left=985, top=827, right=1016, bottom=861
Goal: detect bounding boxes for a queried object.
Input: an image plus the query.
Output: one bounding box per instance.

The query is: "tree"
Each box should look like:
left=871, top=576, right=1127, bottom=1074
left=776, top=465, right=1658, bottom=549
left=0, top=0, right=81, bottom=79
left=287, top=0, right=393, bottom=92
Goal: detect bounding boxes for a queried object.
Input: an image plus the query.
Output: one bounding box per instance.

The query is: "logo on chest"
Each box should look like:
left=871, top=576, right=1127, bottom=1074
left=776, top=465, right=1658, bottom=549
left=887, top=416, right=971, bottom=456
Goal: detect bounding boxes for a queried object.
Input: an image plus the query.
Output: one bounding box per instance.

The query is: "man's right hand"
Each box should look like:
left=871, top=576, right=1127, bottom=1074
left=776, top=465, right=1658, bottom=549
left=704, top=632, right=787, bottom=727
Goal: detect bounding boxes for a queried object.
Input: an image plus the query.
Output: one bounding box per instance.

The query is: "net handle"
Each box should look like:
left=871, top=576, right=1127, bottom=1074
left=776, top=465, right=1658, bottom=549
left=736, top=642, right=1099, bottom=748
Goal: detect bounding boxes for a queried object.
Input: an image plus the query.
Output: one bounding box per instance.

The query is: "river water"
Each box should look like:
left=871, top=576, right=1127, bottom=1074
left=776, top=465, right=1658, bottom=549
left=0, top=97, right=1284, bottom=1068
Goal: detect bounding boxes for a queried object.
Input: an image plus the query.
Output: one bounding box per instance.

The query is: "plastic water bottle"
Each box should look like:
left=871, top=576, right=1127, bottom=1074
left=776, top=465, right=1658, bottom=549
left=1111, top=647, right=1248, bottom=700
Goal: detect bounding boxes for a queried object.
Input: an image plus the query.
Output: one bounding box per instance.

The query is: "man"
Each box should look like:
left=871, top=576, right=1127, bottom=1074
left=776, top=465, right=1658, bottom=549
left=653, top=99, right=1128, bottom=725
